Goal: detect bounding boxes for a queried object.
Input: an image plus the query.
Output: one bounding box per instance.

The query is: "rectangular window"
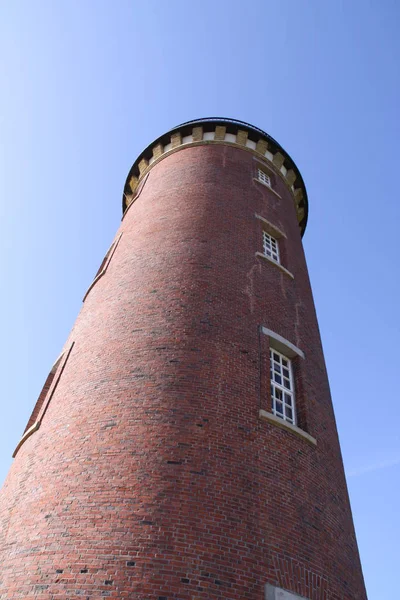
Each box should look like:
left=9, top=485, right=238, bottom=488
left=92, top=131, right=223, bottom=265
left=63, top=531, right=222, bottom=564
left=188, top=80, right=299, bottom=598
left=270, top=348, right=296, bottom=424
left=258, top=168, right=271, bottom=187
left=263, top=231, right=280, bottom=263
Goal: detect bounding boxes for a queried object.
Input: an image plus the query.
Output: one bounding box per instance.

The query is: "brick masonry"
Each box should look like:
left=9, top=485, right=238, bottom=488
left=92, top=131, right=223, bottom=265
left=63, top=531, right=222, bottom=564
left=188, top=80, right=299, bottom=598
left=0, top=141, right=367, bottom=599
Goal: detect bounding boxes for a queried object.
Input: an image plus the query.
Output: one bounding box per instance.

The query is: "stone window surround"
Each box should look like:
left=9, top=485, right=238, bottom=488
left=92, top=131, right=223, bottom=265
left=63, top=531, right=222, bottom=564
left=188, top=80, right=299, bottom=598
left=13, top=342, right=75, bottom=458
left=256, top=251, right=294, bottom=279
left=255, top=214, right=293, bottom=278
left=83, top=232, right=123, bottom=302
left=265, top=583, right=311, bottom=600
left=270, top=347, right=296, bottom=425
left=263, top=230, right=280, bottom=264
left=257, top=167, right=272, bottom=188
left=254, top=174, right=283, bottom=199
left=260, top=327, right=317, bottom=447
left=255, top=214, right=287, bottom=239
left=253, top=160, right=282, bottom=199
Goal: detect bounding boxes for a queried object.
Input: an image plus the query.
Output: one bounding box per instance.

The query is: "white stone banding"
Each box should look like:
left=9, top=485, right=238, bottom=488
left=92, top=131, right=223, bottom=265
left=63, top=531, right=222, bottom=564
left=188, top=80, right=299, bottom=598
left=123, top=118, right=308, bottom=235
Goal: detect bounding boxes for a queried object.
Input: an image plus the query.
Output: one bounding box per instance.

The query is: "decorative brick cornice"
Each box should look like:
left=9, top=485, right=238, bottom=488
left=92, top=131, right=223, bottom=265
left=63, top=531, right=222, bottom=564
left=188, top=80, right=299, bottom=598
left=122, top=118, right=309, bottom=235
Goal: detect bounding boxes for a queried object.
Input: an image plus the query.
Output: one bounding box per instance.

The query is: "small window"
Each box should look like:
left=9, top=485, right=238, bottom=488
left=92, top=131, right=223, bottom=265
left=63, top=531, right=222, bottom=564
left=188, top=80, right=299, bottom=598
left=270, top=348, right=296, bottom=424
left=263, top=231, right=280, bottom=263
left=258, top=168, right=271, bottom=187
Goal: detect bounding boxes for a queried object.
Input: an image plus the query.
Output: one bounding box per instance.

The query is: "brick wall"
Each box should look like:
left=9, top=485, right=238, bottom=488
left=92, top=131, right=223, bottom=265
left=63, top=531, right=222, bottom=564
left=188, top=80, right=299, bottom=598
left=0, top=143, right=367, bottom=599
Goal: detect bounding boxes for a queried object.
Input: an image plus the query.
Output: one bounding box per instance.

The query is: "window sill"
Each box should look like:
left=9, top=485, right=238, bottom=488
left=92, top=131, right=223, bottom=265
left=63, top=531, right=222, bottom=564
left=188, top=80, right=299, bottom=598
left=82, top=233, right=123, bottom=302
left=259, top=410, right=317, bottom=446
left=266, top=583, right=310, bottom=600
left=13, top=421, right=40, bottom=458
left=253, top=177, right=282, bottom=199
left=255, top=214, right=286, bottom=239
left=82, top=269, right=106, bottom=302
left=255, top=252, right=294, bottom=279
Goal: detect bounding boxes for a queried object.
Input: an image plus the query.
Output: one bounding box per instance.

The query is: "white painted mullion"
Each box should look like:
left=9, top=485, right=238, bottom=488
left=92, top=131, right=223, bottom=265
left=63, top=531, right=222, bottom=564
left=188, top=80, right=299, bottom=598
left=269, top=348, right=296, bottom=424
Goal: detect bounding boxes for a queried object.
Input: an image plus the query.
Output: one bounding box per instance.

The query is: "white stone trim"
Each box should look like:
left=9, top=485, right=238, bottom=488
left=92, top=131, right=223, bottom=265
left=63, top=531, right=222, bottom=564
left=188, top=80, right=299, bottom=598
left=265, top=150, right=274, bottom=161
left=255, top=252, right=294, bottom=279
left=265, top=583, right=312, bottom=600
left=253, top=177, right=282, bottom=199
left=224, top=133, right=236, bottom=143
left=125, top=123, right=307, bottom=232
left=255, top=214, right=287, bottom=239
left=203, top=131, right=215, bottom=141
left=261, top=326, right=304, bottom=359
left=12, top=421, right=40, bottom=458
left=260, top=410, right=316, bottom=446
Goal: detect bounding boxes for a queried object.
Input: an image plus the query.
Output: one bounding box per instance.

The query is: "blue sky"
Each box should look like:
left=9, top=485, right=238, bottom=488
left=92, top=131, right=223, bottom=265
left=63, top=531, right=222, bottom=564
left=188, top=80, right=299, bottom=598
left=0, top=1, right=399, bottom=598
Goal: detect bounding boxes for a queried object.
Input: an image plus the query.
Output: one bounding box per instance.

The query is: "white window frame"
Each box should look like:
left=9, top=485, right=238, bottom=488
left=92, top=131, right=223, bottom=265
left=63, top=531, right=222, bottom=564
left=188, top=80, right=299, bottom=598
left=266, top=584, right=311, bottom=600
left=270, top=348, right=296, bottom=425
left=263, top=231, right=280, bottom=264
left=260, top=328, right=316, bottom=444
left=258, top=168, right=271, bottom=187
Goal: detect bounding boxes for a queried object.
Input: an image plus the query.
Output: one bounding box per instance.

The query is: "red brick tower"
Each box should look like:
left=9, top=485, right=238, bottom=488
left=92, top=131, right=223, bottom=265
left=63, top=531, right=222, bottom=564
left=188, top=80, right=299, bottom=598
left=0, top=118, right=367, bottom=600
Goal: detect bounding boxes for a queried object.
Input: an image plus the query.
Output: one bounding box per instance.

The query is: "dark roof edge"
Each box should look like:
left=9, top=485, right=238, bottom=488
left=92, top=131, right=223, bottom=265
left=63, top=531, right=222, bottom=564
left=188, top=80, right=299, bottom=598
left=123, top=117, right=308, bottom=235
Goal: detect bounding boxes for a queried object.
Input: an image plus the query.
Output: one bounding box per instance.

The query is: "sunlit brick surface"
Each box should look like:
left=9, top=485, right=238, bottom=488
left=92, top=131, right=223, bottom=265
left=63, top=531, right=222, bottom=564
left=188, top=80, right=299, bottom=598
left=0, top=141, right=367, bottom=599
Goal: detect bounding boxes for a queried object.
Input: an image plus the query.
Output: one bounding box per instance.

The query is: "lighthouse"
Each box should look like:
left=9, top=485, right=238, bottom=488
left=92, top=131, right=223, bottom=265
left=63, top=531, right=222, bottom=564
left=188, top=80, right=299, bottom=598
left=0, top=118, right=367, bottom=599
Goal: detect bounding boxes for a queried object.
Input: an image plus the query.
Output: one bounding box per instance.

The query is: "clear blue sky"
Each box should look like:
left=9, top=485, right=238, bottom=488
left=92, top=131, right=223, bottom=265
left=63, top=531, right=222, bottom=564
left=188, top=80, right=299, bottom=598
left=0, top=2, right=399, bottom=598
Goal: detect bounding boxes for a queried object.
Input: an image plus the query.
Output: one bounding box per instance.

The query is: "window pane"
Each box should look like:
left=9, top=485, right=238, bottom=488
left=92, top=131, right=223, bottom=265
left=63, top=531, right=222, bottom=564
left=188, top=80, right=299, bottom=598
left=258, top=169, right=271, bottom=186
left=269, top=350, right=296, bottom=425
left=284, top=393, right=292, bottom=405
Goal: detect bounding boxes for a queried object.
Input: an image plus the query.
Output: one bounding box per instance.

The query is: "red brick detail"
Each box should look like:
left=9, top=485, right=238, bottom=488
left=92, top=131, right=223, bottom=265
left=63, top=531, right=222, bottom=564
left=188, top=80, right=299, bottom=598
left=271, top=553, right=329, bottom=600
left=83, top=232, right=122, bottom=301
left=12, top=343, right=74, bottom=458
left=122, top=171, right=150, bottom=221
left=253, top=158, right=277, bottom=188
left=0, top=144, right=367, bottom=599
left=23, top=368, right=56, bottom=434
left=35, top=341, right=74, bottom=424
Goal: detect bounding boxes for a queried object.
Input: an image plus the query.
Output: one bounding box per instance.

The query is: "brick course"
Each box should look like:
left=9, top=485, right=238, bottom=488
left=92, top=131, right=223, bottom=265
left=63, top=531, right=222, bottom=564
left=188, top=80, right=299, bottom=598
left=0, top=141, right=367, bottom=599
